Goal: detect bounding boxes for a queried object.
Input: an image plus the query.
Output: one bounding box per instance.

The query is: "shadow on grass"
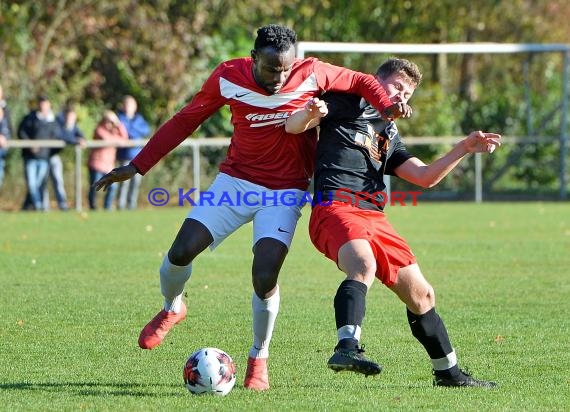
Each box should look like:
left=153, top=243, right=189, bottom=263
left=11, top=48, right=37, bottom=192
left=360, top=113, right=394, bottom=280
left=0, top=382, right=182, bottom=397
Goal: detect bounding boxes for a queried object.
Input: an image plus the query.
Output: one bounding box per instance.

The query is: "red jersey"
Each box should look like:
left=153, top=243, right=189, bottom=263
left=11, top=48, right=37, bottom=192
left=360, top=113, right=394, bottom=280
left=132, top=57, right=393, bottom=190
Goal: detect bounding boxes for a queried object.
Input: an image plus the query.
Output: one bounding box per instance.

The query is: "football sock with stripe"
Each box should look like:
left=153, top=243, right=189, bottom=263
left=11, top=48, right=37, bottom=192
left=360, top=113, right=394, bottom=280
left=335, top=279, right=367, bottom=349
left=407, top=307, right=460, bottom=378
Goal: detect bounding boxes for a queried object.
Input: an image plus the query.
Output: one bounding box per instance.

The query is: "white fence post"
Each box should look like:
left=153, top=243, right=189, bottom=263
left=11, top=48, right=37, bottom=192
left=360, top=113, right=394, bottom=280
left=74, top=144, right=83, bottom=211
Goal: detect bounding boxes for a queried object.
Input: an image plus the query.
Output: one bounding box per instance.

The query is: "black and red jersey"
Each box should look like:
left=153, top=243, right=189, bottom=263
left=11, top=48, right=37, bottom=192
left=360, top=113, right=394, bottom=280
left=131, top=57, right=393, bottom=190
left=314, top=92, right=414, bottom=210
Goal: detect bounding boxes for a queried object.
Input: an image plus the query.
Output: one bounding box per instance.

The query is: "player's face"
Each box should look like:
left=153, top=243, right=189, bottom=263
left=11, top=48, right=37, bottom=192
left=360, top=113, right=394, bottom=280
left=379, top=73, right=416, bottom=105
left=251, top=46, right=296, bottom=94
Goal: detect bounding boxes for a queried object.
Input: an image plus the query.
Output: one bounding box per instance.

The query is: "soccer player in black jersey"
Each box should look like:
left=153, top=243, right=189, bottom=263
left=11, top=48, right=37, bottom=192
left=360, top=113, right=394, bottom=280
left=285, top=58, right=501, bottom=388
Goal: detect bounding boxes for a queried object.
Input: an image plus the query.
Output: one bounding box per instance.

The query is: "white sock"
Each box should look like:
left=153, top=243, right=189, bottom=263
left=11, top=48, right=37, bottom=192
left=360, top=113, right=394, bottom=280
left=249, top=285, right=280, bottom=359
left=159, top=255, right=192, bottom=313
left=337, top=325, right=362, bottom=342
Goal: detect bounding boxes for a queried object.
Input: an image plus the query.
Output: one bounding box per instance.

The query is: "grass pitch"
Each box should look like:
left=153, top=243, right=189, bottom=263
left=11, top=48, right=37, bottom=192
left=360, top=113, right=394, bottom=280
left=1, top=202, right=569, bottom=411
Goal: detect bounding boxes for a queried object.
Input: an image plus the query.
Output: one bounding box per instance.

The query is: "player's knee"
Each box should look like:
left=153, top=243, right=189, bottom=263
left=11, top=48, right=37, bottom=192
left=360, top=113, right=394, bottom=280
left=252, top=272, right=278, bottom=298
left=339, top=253, right=376, bottom=285
left=357, top=255, right=376, bottom=276
left=425, top=284, right=435, bottom=307
left=168, top=232, right=210, bottom=265
left=168, top=244, right=194, bottom=266
left=345, top=263, right=376, bottom=288
left=408, top=284, right=435, bottom=314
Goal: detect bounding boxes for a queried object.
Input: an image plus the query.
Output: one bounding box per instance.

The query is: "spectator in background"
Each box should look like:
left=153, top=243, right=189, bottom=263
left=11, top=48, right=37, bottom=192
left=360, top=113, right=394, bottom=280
left=0, top=84, right=14, bottom=138
left=0, top=106, right=10, bottom=190
left=18, top=95, right=59, bottom=211
left=40, top=102, right=86, bottom=211
left=116, top=95, right=150, bottom=210
left=87, top=110, right=128, bottom=210
left=0, top=84, right=14, bottom=193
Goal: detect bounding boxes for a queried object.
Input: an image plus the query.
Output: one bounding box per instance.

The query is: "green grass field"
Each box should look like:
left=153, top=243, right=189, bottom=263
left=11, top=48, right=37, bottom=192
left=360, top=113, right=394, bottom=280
left=1, top=203, right=569, bottom=411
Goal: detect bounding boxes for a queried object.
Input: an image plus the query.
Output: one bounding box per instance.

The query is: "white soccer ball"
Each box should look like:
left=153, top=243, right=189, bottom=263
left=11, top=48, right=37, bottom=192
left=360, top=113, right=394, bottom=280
left=183, top=347, right=236, bottom=396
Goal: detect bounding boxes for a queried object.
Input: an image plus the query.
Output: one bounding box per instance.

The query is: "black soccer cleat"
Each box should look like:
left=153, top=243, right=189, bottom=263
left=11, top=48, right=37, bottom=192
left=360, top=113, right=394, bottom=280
left=327, top=345, right=382, bottom=376
left=433, top=369, right=497, bottom=388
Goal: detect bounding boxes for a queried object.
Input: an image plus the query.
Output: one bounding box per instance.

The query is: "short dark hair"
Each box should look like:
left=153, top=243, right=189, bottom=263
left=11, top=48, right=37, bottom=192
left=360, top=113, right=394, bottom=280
left=254, top=24, right=297, bottom=53
left=376, top=58, right=422, bottom=87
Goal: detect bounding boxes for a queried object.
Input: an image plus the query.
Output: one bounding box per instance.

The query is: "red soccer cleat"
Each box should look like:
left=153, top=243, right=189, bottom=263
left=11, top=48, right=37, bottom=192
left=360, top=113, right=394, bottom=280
left=243, top=357, right=269, bottom=390
left=138, top=302, right=187, bottom=349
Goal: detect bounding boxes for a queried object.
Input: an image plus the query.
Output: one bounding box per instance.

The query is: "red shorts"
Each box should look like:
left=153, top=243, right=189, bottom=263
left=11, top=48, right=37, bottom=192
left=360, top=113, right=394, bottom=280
left=309, top=201, right=416, bottom=286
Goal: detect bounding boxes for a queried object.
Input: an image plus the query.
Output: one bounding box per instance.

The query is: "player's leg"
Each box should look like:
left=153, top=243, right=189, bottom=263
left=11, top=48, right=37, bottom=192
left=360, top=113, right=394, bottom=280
left=139, top=173, right=253, bottom=349
left=243, top=237, right=286, bottom=390
left=163, top=218, right=214, bottom=307
left=138, top=218, right=213, bottom=349
left=244, top=190, right=303, bottom=390
left=327, top=239, right=382, bottom=376
left=309, top=202, right=382, bottom=376
left=390, top=264, right=497, bottom=387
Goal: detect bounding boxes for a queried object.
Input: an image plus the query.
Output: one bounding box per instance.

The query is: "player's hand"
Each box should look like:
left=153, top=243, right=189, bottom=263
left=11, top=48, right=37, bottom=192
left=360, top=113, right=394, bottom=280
left=93, top=163, right=138, bottom=192
left=382, top=103, right=412, bottom=120
left=305, top=97, right=328, bottom=119
left=463, top=131, right=502, bottom=154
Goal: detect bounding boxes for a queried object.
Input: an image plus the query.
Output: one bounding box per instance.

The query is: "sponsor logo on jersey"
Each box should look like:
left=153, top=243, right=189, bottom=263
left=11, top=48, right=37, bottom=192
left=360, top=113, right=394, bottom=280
left=245, top=111, right=291, bottom=127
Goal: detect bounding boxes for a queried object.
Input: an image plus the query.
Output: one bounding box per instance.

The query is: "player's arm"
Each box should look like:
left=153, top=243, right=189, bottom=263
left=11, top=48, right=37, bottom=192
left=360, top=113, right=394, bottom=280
left=285, top=97, right=328, bottom=134
left=315, top=61, right=412, bottom=119
left=394, top=130, right=501, bottom=188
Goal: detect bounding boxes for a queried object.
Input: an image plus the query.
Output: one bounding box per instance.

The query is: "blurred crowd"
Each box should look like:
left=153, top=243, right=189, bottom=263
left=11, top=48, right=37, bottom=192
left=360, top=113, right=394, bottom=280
left=0, top=86, right=151, bottom=211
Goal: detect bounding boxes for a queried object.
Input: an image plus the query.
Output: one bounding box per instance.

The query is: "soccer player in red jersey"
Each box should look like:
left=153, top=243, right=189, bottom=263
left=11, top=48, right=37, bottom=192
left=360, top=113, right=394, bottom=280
left=286, top=57, right=500, bottom=387
left=93, top=25, right=410, bottom=391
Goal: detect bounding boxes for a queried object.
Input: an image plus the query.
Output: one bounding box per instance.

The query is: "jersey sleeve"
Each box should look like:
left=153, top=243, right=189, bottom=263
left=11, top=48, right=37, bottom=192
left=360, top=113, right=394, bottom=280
left=313, top=60, right=393, bottom=114
left=131, top=66, right=227, bottom=175
left=385, top=138, right=414, bottom=175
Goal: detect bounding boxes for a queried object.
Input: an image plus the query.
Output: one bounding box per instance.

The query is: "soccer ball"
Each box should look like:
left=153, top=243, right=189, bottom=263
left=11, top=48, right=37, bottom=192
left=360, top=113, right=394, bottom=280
left=183, top=347, right=236, bottom=396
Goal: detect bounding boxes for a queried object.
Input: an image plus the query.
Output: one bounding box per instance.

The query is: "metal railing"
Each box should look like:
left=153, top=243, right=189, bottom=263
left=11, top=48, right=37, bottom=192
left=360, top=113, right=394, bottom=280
left=4, top=135, right=560, bottom=211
